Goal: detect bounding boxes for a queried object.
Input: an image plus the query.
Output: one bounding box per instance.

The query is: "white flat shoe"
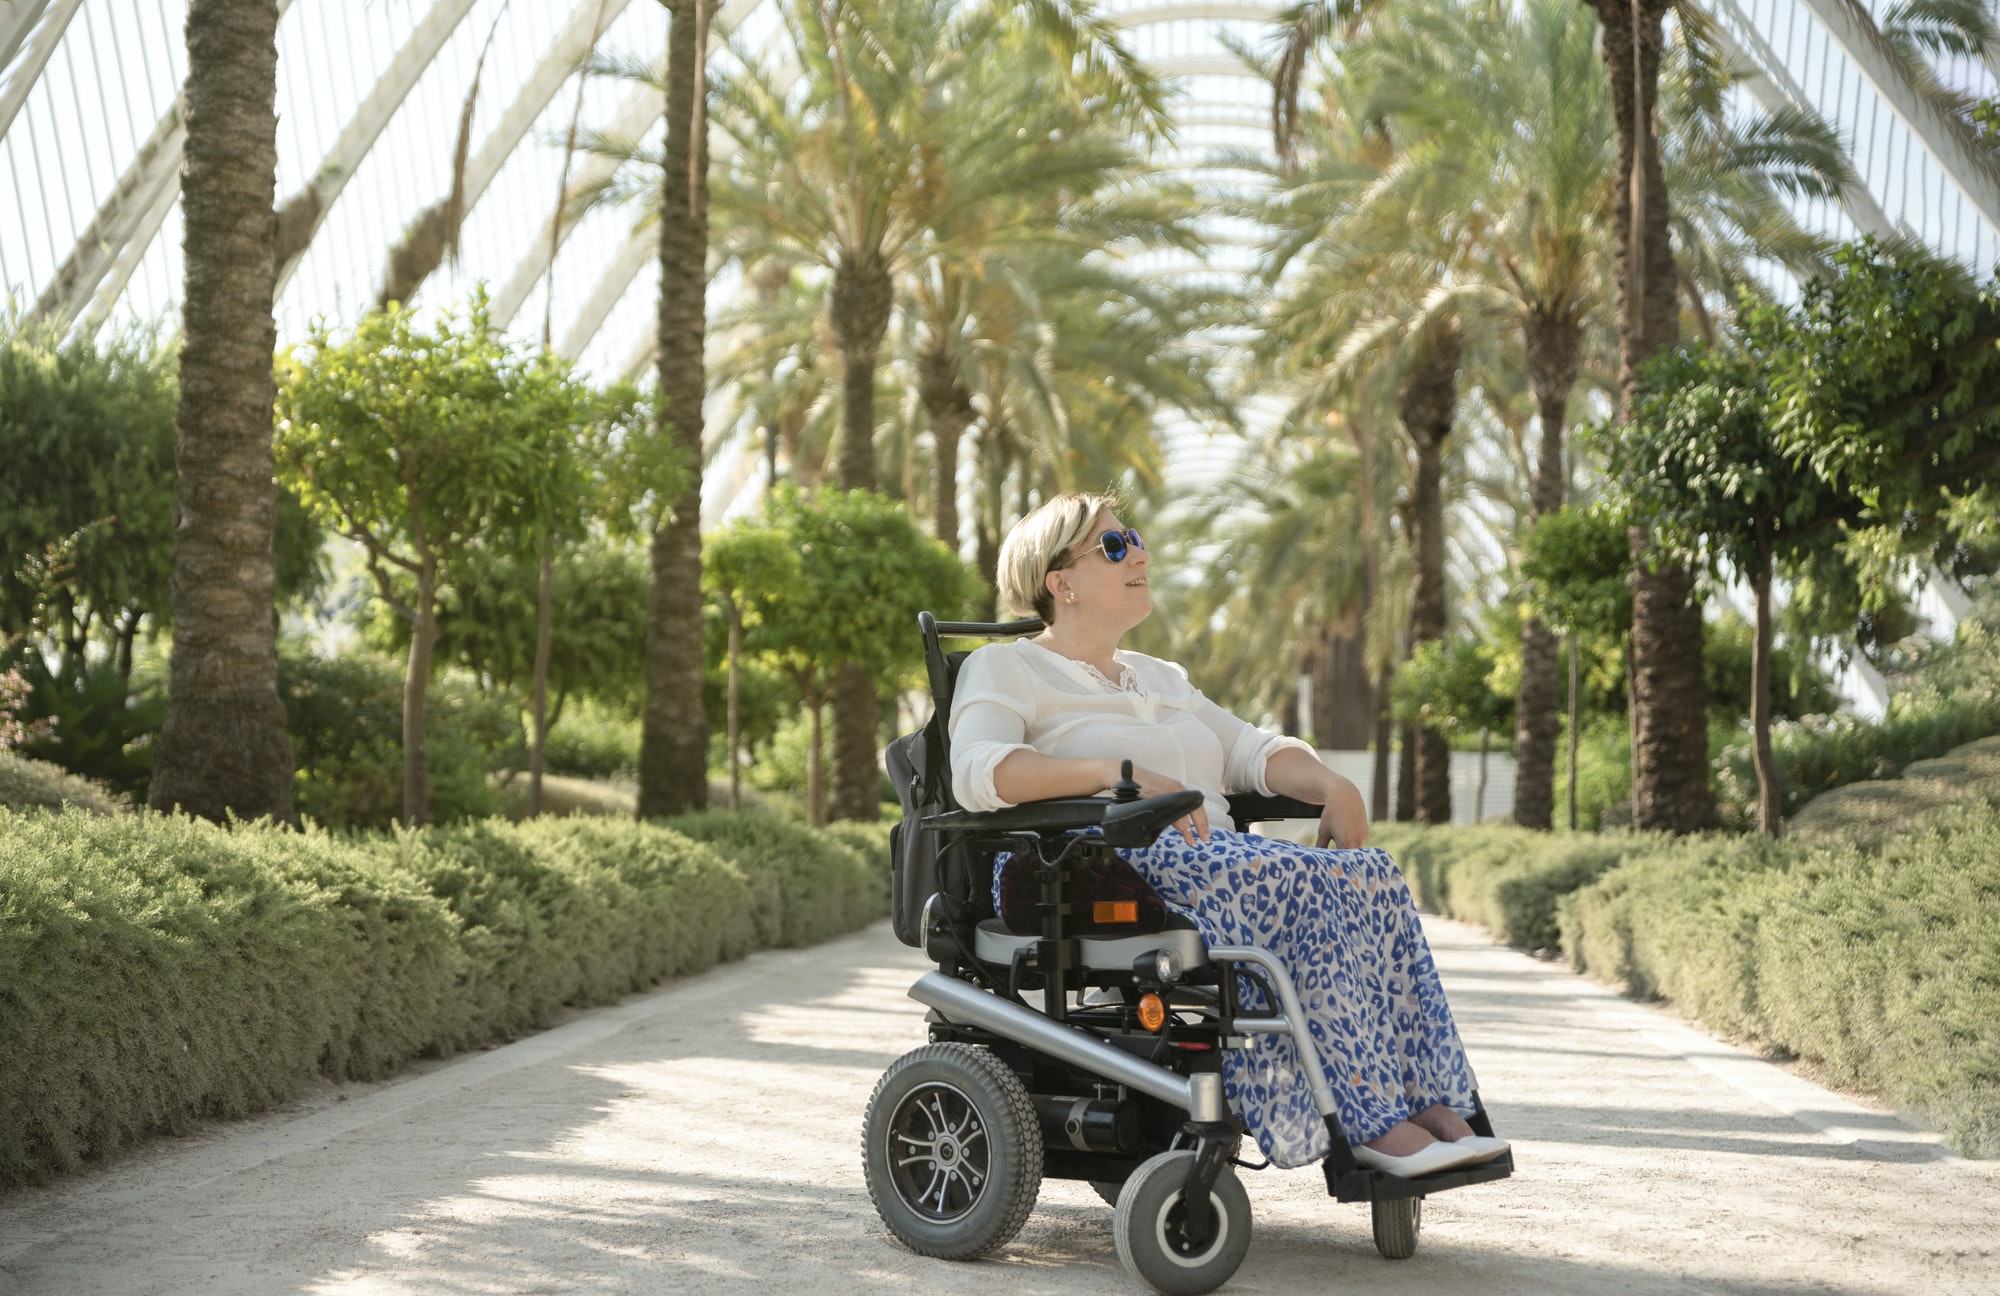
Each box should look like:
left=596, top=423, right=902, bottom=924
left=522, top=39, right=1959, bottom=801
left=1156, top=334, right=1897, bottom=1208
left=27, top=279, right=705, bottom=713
left=1350, top=1139, right=1494, bottom=1178
left=1450, top=1135, right=1510, bottom=1164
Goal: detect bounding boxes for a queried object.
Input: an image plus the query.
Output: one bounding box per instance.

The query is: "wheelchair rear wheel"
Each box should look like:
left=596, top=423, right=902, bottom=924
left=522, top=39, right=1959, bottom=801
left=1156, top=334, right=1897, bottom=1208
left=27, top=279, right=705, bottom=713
left=862, top=1043, right=1043, bottom=1260
left=1370, top=1196, right=1422, bottom=1259
left=1112, top=1149, right=1252, bottom=1296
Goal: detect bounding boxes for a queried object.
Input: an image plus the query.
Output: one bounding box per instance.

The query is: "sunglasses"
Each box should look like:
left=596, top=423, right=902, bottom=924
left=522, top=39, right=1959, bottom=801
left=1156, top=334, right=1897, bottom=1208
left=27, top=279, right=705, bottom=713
left=1085, top=528, right=1145, bottom=563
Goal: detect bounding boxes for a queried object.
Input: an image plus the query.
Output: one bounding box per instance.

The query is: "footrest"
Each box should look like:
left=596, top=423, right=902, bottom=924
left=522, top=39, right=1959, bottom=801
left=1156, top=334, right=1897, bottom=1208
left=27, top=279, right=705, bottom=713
left=1324, top=1149, right=1514, bottom=1203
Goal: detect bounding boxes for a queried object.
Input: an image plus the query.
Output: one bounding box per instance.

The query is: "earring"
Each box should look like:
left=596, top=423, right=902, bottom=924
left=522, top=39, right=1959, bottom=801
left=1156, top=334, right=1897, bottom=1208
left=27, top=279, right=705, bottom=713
left=1066, top=592, right=1077, bottom=604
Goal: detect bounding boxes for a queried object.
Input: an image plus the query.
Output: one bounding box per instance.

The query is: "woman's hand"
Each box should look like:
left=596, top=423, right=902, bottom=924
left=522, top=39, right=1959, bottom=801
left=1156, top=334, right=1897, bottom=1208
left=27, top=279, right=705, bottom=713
left=1316, top=776, right=1369, bottom=850
left=1126, top=764, right=1210, bottom=846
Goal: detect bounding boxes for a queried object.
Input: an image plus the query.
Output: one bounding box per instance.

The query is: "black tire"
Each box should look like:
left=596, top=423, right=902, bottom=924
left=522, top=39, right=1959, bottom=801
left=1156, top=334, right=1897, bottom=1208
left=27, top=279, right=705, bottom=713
left=862, top=1043, right=1042, bottom=1260
left=1370, top=1196, right=1422, bottom=1260
left=1112, top=1150, right=1253, bottom=1295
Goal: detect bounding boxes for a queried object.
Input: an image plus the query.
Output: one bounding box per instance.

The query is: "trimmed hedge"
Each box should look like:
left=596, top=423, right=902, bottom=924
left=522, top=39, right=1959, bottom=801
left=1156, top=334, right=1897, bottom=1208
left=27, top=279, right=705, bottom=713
left=1385, top=815, right=2000, bottom=1157
left=1376, top=823, right=1633, bottom=952
left=1559, top=815, right=2000, bottom=1158
left=0, top=751, right=126, bottom=815
left=0, top=807, right=889, bottom=1187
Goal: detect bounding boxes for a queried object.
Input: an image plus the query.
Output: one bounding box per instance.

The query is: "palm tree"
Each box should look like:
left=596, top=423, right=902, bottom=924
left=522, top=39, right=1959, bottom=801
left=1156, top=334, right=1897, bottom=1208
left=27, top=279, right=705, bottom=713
left=634, top=0, right=714, bottom=821
left=147, top=0, right=296, bottom=824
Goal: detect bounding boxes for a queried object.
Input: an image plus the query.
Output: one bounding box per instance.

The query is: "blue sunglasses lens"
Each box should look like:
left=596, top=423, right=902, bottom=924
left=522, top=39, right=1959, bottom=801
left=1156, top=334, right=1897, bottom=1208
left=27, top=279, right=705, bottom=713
left=1099, top=529, right=1143, bottom=562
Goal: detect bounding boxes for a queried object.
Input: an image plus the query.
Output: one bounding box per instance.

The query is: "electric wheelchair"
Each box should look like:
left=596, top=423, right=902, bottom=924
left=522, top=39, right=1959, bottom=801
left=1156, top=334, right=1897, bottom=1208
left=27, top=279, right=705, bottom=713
left=862, top=614, right=1512, bottom=1295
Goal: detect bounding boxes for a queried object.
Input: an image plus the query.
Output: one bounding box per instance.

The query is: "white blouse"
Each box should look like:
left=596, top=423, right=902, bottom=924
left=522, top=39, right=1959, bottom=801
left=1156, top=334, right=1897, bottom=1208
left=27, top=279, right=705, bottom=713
left=948, top=638, right=1315, bottom=824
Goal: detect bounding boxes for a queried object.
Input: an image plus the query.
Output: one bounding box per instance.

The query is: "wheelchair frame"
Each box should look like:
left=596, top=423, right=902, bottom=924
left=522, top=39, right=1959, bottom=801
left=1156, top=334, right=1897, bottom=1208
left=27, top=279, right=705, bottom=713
left=869, top=612, right=1511, bottom=1288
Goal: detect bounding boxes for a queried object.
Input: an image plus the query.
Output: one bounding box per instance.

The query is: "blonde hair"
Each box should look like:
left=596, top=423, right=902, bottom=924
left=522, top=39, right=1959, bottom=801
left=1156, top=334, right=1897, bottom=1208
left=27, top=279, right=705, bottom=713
left=998, top=492, right=1123, bottom=622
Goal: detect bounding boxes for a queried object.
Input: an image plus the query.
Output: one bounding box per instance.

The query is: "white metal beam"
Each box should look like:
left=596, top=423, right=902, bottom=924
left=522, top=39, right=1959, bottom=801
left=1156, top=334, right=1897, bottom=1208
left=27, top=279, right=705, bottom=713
left=1106, top=2, right=1275, bottom=26
left=557, top=218, right=652, bottom=357
left=1706, top=0, right=1897, bottom=240
left=0, top=0, right=53, bottom=77
left=33, top=0, right=296, bottom=332
left=490, top=0, right=763, bottom=330
left=0, top=0, right=80, bottom=144
left=272, top=0, right=481, bottom=293
left=1796, top=0, right=2000, bottom=237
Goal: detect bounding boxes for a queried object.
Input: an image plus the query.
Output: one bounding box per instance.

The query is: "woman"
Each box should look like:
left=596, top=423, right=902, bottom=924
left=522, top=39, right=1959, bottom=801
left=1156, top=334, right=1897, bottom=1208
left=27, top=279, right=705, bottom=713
left=949, top=493, right=1504, bottom=1177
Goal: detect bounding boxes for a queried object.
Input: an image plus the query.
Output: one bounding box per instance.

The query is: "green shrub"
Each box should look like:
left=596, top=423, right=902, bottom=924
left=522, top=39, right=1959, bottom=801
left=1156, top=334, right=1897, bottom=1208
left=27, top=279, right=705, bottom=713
left=1558, top=819, right=2000, bottom=1157
left=670, top=811, right=885, bottom=947
left=1378, top=823, right=1634, bottom=951
left=282, top=648, right=520, bottom=828
left=0, top=806, right=880, bottom=1187
left=1716, top=610, right=2000, bottom=826
left=11, top=656, right=167, bottom=799
left=0, top=751, right=124, bottom=814
left=543, top=698, right=639, bottom=782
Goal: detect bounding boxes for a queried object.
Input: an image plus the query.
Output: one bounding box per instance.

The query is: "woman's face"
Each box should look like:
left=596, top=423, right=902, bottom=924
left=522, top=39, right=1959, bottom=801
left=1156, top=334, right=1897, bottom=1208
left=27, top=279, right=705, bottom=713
left=1046, top=508, right=1152, bottom=632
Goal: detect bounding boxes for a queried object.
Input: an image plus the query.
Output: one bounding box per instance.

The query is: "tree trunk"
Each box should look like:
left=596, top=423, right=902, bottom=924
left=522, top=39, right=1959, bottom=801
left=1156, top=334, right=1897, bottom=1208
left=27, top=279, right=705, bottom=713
left=1475, top=728, right=1489, bottom=824
left=726, top=596, right=742, bottom=812
left=827, top=662, right=880, bottom=821
left=1395, top=721, right=1417, bottom=823
left=637, top=0, right=711, bottom=820
left=832, top=253, right=892, bottom=492
left=1627, top=530, right=1715, bottom=832
left=1313, top=606, right=1373, bottom=749
left=919, top=347, right=973, bottom=552
left=148, top=0, right=295, bottom=825
left=1511, top=309, right=1579, bottom=831
left=1567, top=632, right=1581, bottom=831
left=1371, top=660, right=1394, bottom=821
left=528, top=538, right=554, bottom=818
left=1589, top=0, right=1711, bottom=834
left=807, top=695, right=825, bottom=828
left=1751, top=535, right=1781, bottom=838
left=403, top=563, right=437, bottom=827
left=1400, top=336, right=1459, bottom=825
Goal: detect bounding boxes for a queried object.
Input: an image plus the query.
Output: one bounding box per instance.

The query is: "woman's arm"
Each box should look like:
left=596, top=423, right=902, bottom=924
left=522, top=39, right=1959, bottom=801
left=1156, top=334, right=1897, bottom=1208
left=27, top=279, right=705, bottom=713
left=1264, top=746, right=1370, bottom=850
left=992, top=753, right=1212, bottom=845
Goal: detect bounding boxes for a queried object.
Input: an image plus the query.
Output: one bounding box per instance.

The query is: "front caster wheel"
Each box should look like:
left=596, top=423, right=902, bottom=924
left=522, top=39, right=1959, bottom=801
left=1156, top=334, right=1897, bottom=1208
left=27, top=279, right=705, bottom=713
left=1371, top=1196, right=1422, bottom=1259
left=1113, top=1150, right=1252, bottom=1295
left=862, top=1043, right=1042, bottom=1260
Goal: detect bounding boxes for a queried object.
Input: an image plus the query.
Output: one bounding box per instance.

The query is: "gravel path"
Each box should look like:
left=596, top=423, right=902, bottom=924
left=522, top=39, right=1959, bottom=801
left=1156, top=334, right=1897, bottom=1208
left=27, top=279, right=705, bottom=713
left=2, top=916, right=1995, bottom=1295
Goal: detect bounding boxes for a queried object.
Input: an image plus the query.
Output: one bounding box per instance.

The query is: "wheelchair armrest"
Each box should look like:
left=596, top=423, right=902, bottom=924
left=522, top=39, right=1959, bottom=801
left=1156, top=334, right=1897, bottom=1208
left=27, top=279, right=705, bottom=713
left=921, top=797, right=1112, bottom=835
left=921, top=789, right=1208, bottom=847
left=1225, top=793, right=1324, bottom=833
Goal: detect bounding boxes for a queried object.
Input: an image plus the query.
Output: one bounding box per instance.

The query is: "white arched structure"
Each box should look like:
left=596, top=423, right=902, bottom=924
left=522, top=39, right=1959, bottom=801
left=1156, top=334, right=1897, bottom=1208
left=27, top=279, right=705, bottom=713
left=4, top=0, right=2000, bottom=376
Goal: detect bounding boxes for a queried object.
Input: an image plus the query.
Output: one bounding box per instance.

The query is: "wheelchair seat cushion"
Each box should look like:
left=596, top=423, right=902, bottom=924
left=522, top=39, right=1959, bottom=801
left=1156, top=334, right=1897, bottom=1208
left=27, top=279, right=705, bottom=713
left=995, top=845, right=1168, bottom=936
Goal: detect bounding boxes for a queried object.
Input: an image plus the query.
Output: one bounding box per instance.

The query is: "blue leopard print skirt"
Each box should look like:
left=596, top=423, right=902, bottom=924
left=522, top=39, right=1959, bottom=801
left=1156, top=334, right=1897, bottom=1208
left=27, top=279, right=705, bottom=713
left=996, top=829, right=1478, bottom=1169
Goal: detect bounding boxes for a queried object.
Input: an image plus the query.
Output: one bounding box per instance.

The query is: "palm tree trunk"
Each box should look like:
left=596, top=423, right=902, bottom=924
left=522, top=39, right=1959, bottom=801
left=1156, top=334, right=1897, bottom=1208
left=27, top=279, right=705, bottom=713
left=825, top=252, right=893, bottom=822
left=1513, top=310, right=1580, bottom=830
left=1751, top=531, right=1781, bottom=838
left=1567, top=632, right=1581, bottom=831
left=1314, top=605, right=1373, bottom=749
left=1400, top=336, right=1459, bottom=825
left=1395, top=721, right=1417, bottom=822
left=148, top=0, right=295, bottom=825
left=403, top=559, right=438, bottom=826
left=1371, top=657, right=1394, bottom=820
left=1627, top=526, right=1713, bottom=830
left=1589, top=0, right=1712, bottom=834
left=637, top=0, right=711, bottom=820
left=832, top=254, right=892, bottom=492
left=807, top=693, right=825, bottom=828
left=528, top=538, right=554, bottom=818
left=918, top=348, right=973, bottom=551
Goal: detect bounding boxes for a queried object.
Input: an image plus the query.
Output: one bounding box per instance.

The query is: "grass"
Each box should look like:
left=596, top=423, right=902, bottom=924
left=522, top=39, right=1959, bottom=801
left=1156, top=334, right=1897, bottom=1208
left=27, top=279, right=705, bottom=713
left=0, top=806, right=889, bottom=1188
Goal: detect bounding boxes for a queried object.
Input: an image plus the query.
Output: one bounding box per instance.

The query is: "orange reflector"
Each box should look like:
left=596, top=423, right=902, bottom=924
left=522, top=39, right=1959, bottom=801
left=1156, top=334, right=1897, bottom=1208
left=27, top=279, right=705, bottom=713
left=1093, top=900, right=1138, bottom=924
left=1137, top=993, right=1167, bottom=1032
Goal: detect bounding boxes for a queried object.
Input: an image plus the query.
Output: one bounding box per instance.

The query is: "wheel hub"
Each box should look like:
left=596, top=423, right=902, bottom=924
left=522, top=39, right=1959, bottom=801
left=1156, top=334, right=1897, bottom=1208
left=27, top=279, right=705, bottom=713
left=886, top=1082, right=990, bottom=1223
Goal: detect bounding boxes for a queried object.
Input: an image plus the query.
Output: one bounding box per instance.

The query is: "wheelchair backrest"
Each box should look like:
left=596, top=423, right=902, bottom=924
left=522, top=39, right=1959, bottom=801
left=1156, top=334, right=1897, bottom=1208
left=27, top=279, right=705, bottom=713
left=888, top=611, right=1042, bottom=946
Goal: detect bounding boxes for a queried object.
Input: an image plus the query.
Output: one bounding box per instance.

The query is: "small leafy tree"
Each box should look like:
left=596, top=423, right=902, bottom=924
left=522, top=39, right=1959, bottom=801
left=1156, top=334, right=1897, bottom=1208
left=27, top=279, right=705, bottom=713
left=747, top=487, right=972, bottom=825
left=703, top=522, right=802, bottom=811
left=276, top=297, right=572, bottom=825
left=1391, top=634, right=1512, bottom=822
left=1521, top=501, right=1634, bottom=830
